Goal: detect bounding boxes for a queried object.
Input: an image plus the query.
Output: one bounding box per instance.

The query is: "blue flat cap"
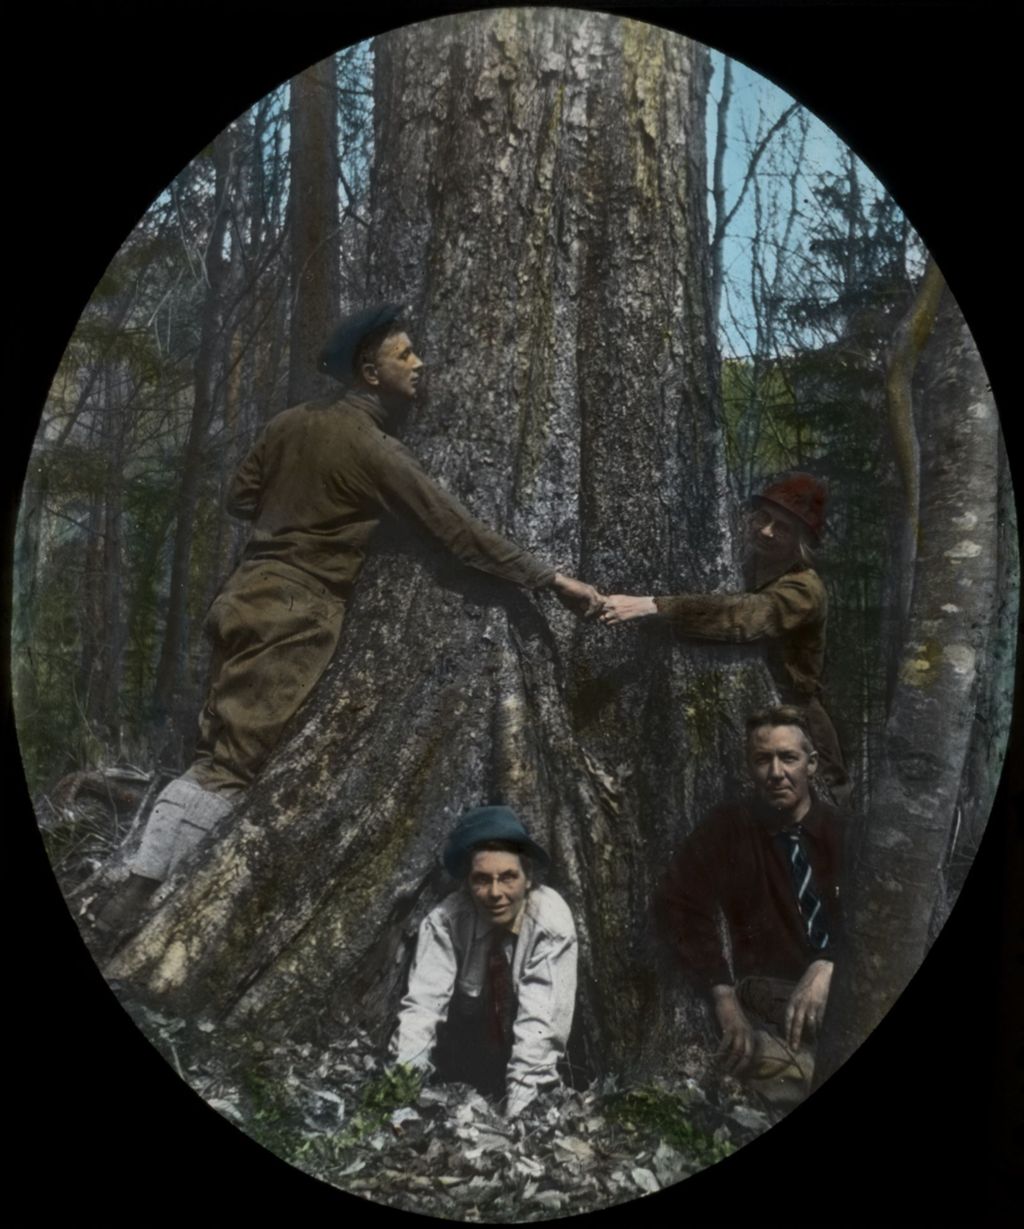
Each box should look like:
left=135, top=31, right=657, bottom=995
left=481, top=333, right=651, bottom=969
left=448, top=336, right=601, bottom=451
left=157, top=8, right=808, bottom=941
left=317, top=302, right=405, bottom=383
left=442, top=806, right=550, bottom=879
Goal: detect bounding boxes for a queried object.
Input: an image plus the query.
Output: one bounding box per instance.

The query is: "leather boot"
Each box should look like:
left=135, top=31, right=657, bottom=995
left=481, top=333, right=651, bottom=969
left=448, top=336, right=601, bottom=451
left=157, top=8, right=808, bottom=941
left=86, top=873, right=161, bottom=964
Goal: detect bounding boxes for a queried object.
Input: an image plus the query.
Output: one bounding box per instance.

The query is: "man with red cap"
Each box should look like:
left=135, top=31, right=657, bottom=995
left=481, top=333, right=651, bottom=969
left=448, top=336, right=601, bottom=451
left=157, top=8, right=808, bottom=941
left=90, top=306, right=601, bottom=953
left=598, top=472, right=850, bottom=803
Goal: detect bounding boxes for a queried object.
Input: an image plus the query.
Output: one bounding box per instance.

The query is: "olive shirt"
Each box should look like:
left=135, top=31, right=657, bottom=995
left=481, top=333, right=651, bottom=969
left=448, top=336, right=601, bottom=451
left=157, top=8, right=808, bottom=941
left=654, top=567, right=849, bottom=799
left=654, top=566, right=826, bottom=702
left=226, top=389, right=555, bottom=596
left=188, top=389, right=555, bottom=794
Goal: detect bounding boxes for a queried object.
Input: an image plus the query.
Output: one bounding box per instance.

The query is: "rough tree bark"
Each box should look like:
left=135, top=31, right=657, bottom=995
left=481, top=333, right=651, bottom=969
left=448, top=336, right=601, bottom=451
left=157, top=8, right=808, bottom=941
left=110, top=11, right=775, bottom=1080
left=944, top=442, right=1019, bottom=906
left=816, top=291, right=1004, bottom=1081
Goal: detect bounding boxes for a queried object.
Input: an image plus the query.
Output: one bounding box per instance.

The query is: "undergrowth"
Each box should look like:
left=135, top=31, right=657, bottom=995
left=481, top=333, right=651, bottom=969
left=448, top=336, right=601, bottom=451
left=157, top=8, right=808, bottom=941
left=603, top=1085, right=735, bottom=1165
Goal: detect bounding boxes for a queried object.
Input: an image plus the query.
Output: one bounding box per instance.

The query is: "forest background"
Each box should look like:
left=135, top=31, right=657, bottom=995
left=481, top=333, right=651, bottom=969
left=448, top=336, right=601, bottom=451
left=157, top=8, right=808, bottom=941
left=9, top=2, right=1020, bottom=1224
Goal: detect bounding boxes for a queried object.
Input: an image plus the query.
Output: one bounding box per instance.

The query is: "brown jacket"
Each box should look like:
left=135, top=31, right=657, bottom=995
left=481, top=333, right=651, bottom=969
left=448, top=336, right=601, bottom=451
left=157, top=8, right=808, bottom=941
left=228, top=390, right=555, bottom=597
left=653, top=566, right=826, bottom=701
left=653, top=567, right=849, bottom=797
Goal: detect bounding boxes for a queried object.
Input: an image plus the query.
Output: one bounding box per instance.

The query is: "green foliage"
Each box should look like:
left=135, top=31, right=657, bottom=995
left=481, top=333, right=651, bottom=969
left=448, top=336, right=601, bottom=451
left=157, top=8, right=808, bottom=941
left=358, top=1064, right=424, bottom=1119
left=13, top=440, right=192, bottom=790
left=778, top=179, right=913, bottom=345
left=718, top=151, right=922, bottom=794
left=241, top=1063, right=423, bottom=1171
left=239, top=1068, right=309, bottom=1157
left=328, top=1064, right=423, bottom=1150
left=721, top=357, right=801, bottom=480
left=603, top=1086, right=734, bottom=1166
left=14, top=536, right=93, bottom=787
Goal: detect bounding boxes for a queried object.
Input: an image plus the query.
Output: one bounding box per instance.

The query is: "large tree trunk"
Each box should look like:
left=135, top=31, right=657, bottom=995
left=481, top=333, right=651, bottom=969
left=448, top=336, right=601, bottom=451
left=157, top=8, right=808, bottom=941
left=110, top=11, right=774, bottom=1079
left=816, top=292, right=1004, bottom=1080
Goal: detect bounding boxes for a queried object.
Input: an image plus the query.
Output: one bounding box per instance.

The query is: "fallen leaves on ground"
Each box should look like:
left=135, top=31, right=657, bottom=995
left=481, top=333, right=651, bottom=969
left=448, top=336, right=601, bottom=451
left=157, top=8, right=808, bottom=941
left=122, top=998, right=779, bottom=1222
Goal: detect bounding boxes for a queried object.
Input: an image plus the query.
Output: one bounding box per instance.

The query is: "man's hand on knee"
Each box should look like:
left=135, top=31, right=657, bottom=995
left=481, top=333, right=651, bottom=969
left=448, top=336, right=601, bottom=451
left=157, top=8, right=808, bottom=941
left=712, top=984, right=755, bottom=1074
left=784, top=959, right=833, bottom=1050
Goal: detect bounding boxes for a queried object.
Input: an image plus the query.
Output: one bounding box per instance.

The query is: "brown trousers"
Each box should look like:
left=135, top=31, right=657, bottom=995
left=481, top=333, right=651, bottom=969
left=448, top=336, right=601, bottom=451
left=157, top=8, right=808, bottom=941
left=189, top=562, right=346, bottom=795
left=737, top=976, right=816, bottom=1107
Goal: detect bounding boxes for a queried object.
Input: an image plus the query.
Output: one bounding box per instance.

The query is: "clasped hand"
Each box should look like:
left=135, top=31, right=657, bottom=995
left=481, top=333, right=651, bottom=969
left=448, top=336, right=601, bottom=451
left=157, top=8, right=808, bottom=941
left=551, top=572, right=604, bottom=617
left=598, top=594, right=657, bottom=625
left=551, top=577, right=659, bottom=625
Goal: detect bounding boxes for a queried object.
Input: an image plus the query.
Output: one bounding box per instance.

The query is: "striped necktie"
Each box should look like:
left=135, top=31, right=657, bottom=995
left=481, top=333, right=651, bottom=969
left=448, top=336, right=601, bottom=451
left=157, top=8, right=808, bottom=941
left=780, top=826, right=830, bottom=951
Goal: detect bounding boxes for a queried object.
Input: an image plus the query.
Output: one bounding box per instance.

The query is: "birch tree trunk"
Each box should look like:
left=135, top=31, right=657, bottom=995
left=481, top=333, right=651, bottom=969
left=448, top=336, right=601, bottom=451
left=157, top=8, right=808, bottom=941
left=110, top=10, right=774, bottom=1080
left=816, top=292, right=1006, bottom=1080
left=944, top=443, right=1020, bottom=906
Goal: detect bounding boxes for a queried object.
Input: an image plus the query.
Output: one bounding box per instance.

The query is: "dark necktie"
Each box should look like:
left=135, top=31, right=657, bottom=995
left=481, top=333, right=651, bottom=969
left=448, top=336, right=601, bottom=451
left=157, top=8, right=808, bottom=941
left=486, top=928, right=515, bottom=1049
left=780, top=827, right=830, bottom=951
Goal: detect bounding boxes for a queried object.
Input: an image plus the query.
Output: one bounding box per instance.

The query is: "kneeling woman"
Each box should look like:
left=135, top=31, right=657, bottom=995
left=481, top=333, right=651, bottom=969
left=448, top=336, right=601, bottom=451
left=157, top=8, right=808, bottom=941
left=390, top=806, right=578, bottom=1117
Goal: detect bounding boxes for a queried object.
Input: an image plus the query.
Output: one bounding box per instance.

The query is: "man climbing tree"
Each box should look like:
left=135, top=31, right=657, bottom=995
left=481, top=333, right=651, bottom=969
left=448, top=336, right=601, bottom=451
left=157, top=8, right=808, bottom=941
left=90, top=302, right=600, bottom=956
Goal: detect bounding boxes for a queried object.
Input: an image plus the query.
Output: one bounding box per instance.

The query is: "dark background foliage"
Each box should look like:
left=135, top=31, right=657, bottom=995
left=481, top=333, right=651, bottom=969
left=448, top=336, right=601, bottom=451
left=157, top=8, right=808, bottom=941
left=10, top=1, right=1019, bottom=1223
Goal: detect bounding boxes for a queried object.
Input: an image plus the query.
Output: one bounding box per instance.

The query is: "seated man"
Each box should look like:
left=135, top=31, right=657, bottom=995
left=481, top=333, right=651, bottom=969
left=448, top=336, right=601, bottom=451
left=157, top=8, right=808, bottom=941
left=656, top=706, right=843, bottom=1107
left=391, top=806, right=577, bottom=1117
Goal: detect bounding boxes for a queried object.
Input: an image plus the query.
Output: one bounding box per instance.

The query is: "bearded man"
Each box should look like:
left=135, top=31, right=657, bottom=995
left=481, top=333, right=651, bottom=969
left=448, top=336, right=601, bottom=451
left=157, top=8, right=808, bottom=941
left=599, top=472, right=850, bottom=804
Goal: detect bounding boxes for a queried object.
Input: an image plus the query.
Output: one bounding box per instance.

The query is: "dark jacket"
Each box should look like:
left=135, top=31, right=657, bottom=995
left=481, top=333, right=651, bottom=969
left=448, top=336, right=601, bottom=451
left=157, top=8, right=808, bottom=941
left=656, top=797, right=843, bottom=992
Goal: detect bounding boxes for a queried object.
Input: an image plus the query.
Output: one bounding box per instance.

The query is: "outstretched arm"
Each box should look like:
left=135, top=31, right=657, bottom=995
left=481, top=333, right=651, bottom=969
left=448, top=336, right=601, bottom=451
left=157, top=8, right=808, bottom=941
left=602, top=571, right=825, bottom=639
left=552, top=573, right=603, bottom=618
left=352, top=427, right=557, bottom=590
left=651, top=573, right=825, bottom=642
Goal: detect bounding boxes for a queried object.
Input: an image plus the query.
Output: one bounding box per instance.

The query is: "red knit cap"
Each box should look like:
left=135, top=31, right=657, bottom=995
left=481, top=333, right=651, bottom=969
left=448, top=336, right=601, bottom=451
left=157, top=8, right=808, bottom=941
left=754, top=472, right=827, bottom=541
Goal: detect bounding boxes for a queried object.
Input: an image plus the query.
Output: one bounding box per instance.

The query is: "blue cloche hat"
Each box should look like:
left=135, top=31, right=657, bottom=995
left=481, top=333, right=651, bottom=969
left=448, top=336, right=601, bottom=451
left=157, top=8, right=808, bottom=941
left=442, top=806, right=550, bottom=879
left=317, top=302, right=405, bottom=383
